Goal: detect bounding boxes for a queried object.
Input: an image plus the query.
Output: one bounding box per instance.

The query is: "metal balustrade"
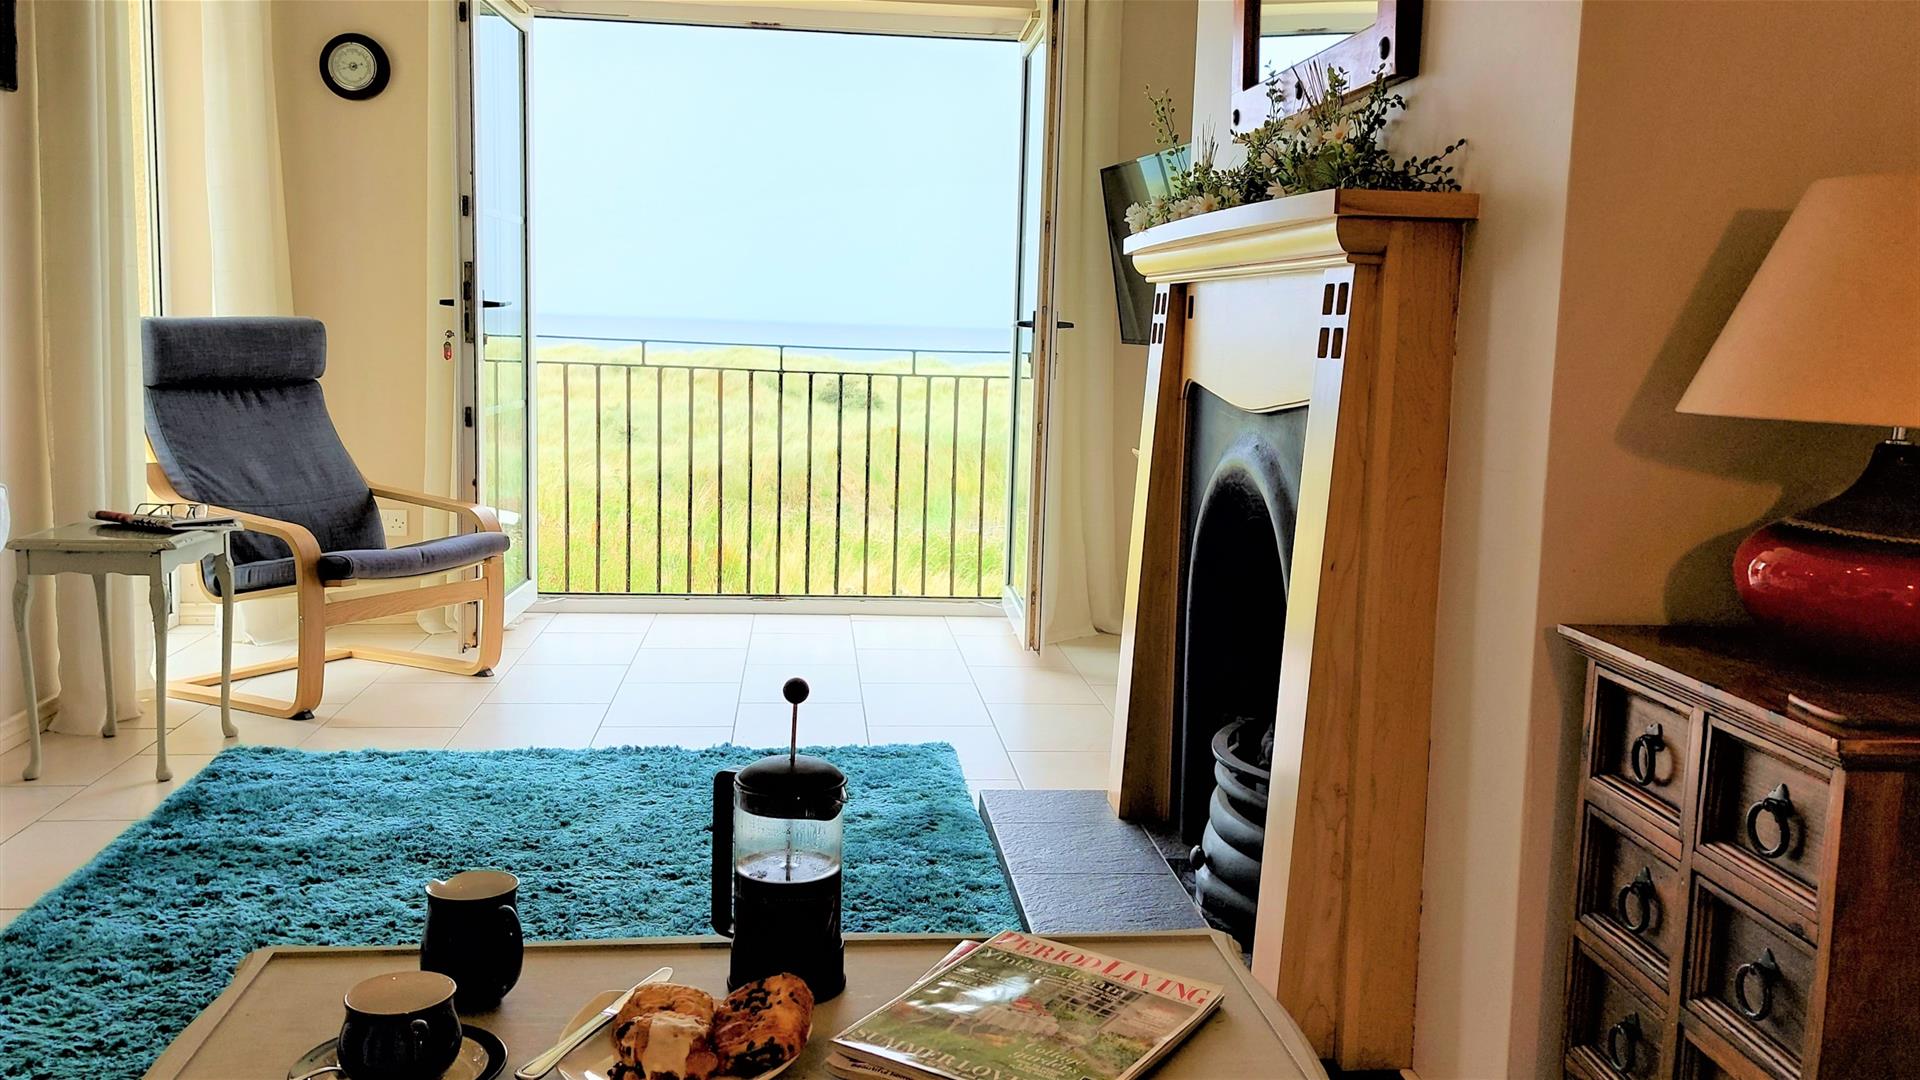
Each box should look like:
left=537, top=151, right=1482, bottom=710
left=502, top=338, right=1016, bottom=598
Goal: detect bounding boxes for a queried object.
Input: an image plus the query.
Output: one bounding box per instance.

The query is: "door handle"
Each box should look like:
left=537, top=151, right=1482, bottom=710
left=1014, top=318, right=1074, bottom=329
left=438, top=299, right=510, bottom=308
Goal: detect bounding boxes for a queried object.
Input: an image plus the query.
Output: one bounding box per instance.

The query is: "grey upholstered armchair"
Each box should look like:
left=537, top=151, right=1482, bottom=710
left=142, top=316, right=509, bottom=719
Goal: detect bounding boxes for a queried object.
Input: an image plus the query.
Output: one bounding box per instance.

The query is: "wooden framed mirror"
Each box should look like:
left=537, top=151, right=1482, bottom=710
left=1230, top=0, right=1421, bottom=132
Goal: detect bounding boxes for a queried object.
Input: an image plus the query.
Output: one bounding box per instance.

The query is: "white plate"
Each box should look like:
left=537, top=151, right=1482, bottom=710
left=554, top=989, right=806, bottom=1080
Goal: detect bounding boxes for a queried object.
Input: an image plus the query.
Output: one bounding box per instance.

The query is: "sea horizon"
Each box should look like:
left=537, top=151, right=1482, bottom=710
left=535, top=313, right=1010, bottom=355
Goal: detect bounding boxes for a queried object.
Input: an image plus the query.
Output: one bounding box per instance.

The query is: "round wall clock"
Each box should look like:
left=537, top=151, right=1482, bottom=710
left=319, top=32, right=390, bottom=101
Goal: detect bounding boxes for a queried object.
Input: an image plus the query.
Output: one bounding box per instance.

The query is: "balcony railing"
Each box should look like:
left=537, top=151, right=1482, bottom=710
left=512, top=338, right=1016, bottom=598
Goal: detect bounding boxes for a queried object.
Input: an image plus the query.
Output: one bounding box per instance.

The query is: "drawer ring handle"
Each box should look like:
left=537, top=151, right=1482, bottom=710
left=1614, top=867, right=1657, bottom=934
left=1627, top=724, right=1663, bottom=787
left=1733, top=947, right=1780, bottom=1022
left=1743, top=784, right=1794, bottom=860
left=1604, top=1013, right=1641, bottom=1072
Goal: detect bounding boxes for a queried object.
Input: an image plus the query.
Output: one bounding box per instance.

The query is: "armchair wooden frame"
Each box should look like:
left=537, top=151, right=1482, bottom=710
left=147, top=461, right=506, bottom=720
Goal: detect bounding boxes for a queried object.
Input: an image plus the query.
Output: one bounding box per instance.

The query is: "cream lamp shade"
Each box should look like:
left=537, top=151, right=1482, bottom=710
left=1677, top=174, right=1920, bottom=429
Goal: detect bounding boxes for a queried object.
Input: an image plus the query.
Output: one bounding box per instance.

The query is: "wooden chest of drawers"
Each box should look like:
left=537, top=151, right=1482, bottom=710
left=1559, top=625, right=1920, bottom=1079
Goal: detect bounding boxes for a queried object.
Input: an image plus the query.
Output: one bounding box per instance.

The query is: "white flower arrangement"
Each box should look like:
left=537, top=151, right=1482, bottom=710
left=1126, top=64, right=1465, bottom=235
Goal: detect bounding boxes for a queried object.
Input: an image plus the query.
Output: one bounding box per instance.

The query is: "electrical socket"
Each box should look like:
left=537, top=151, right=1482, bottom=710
left=380, top=508, right=410, bottom=537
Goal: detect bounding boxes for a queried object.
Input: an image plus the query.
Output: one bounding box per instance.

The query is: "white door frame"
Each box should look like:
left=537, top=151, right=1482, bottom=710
left=455, top=0, right=538, bottom=623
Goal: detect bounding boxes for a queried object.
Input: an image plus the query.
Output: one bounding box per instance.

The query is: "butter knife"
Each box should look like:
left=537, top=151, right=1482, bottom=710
left=514, top=966, right=673, bottom=1079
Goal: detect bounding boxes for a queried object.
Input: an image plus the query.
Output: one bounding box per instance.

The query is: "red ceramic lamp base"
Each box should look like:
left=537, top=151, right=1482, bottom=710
left=1733, top=440, right=1920, bottom=660
left=1736, top=524, right=1920, bottom=659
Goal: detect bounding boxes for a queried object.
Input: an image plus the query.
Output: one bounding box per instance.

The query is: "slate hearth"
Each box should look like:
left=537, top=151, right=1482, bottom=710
left=978, top=789, right=1206, bottom=934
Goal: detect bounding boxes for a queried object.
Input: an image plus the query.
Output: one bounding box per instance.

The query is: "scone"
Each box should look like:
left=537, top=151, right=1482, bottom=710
left=610, top=983, right=720, bottom=1080
left=713, top=973, right=814, bottom=1076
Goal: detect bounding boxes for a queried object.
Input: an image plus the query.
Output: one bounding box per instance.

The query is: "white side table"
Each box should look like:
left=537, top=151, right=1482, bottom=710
left=7, top=523, right=236, bottom=782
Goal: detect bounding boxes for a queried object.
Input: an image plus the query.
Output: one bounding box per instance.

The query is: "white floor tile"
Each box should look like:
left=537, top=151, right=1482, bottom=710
left=1058, top=634, right=1122, bottom=684
left=856, top=649, right=971, bottom=684
left=113, top=696, right=208, bottom=730
left=375, top=649, right=524, bottom=684
left=594, top=727, right=734, bottom=749
left=752, top=614, right=851, bottom=635
left=625, top=649, right=748, bottom=684
left=484, top=664, right=627, bottom=705
left=448, top=705, right=604, bottom=750
left=42, top=754, right=215, bottom=820
left=604, top=683, right=742, bottom=727
left=1009, top=750, right=1110, bottom=790
left=0, top=730, right=157, bottom=788
left=869, top=725, right=1016, bottom=780
left=945, top=616, right=1012, bottom=637
left=860, top=683, right=992, bottom=727
left=300, top=726, right=456, bottom=751
left=956, top=635, right=1078, bottom=671
left=969, top=666, right=1101, bottom=705
left=500, top=615, right=551, bottom=650
left=0, top=820, right=132, bottom=907
left=989, top=703, right=1117, bottom=752
left=162, top=710, right=319, bottom=751
left=745, top=633, right=857, bottom=665
left=852, top=618, right=956, bottom=649
left=233, top=657, right=389, bottom=706
left=544, top=612, right=657, bottom=634
left=735, top=703, right=867, bottom=748
left=519, top=632, right=647, bottom=667
left=967, top=779, right=1024, bottom=802
left=643, top=614, right=753, bottom=649
left=0, top=785, right=81, bottom=842
left=740, top=665, right=861, bottom=704
left=1091, top=682, right=1118, bottom=710
left=329, top=682, right=493, bottom=728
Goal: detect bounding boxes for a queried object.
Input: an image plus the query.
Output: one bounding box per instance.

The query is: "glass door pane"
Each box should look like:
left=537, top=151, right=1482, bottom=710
left=469, top=1, right=532, bottom=605
left=1003, top=3, right=1063, bottom=647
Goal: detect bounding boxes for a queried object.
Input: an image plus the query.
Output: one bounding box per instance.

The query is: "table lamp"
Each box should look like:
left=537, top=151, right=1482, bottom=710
left=1679, top=174, right=1920, bottom=658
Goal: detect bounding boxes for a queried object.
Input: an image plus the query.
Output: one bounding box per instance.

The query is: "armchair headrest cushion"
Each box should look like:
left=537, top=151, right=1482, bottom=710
left=143, top=316, right=327, bottom=387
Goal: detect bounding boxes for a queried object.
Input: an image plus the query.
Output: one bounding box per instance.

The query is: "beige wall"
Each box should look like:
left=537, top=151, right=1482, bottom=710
left=1515, top=2, right=1920, bottom=1074
left=272, top=0, right=456, bottom=502
left=0, top=1, right=52, bottom=731
left=1108, top=0, right=1196, bottom=611
left=1189, top=0, right=1920, bottom=1075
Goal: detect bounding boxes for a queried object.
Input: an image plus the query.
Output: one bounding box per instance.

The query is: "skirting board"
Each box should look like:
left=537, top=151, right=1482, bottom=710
left=0, top=693, right=57, bottom=755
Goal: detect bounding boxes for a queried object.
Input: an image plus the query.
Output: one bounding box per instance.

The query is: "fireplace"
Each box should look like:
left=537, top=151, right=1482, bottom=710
left=1111, top=189, right=1476, bottom=1066
left=1172, top=390, right=1307, bottom=941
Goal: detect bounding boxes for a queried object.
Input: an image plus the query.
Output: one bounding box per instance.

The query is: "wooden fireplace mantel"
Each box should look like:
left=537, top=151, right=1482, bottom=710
left=1111, top=188, right=1477, bottom=1070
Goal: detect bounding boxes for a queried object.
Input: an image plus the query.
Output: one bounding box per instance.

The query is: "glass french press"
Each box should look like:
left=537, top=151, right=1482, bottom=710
left=710, top=677, right=847, bottom=1001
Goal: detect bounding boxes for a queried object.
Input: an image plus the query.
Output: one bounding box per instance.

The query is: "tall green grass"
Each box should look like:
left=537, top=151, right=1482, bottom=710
left=495, top=343, right=1019, bottom=598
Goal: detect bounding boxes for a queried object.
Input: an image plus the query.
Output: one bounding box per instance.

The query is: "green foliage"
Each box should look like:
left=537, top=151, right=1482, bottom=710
left=1125, top=64, right=1466, bottom=234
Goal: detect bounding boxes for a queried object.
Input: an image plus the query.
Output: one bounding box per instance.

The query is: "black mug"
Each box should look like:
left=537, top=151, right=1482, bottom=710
left=338, top=970, right=463, bottom=1080
left=421, top=869, right=523, bottom=1011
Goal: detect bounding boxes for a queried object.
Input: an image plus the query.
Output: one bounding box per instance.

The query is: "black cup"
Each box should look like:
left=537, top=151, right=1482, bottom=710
left=421, top=869, right=523, bottom=1011
left=338, top=970, right=463, bottom=1080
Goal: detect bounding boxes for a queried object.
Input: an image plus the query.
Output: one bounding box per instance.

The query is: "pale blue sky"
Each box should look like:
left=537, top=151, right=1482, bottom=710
left=532, top=20, right=1022, bottom=351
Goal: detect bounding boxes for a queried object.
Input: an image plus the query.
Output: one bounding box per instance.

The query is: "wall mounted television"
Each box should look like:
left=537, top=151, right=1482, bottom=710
left=1098, top=146, right=1189, bottom=346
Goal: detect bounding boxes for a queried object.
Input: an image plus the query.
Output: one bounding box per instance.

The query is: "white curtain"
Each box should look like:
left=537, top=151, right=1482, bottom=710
left=1038, top=0, right=1125, bottom=644
left=155, top=0, right=299, bottom=644
left=29, top=0, right=150, bottom=733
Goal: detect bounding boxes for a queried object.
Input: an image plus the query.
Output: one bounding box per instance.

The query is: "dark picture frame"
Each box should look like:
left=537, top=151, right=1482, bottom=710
left=1229, top=0, right=1422, bottom=132
left=1, top=0, right=19, bottom=94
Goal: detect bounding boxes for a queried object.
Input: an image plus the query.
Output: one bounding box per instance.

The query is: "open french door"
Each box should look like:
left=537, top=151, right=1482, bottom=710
left=1002, top=0, right=1067, bottom=649
left=456, top=0, right=537, bottom=621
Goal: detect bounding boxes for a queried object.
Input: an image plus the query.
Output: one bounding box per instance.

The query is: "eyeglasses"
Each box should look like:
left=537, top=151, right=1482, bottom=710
left=134, top=502, right=210, bottom=520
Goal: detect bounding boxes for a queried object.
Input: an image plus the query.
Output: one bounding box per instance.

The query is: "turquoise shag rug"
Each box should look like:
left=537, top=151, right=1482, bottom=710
left=0, top=743, right=1018, bottom=1079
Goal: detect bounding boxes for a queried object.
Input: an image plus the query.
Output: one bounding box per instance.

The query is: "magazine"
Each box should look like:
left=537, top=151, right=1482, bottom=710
left=830, top=931, right=1224, bottom=1080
